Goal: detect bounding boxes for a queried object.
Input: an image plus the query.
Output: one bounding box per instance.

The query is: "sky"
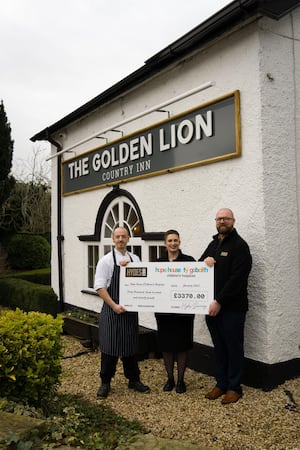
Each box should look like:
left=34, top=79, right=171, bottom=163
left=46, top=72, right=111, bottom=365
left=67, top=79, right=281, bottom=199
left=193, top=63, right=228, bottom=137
left=0, top=0, right=232, bottom=179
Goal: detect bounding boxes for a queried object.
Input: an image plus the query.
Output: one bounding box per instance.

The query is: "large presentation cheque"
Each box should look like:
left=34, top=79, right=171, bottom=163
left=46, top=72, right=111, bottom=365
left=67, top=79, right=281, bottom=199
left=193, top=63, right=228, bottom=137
left=120, top=261, right=213, bottom=314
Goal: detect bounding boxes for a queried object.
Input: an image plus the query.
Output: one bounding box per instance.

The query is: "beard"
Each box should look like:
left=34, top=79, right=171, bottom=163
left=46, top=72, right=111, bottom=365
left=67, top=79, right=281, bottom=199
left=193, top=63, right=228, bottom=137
left=217, top=224, right=233, bottom=236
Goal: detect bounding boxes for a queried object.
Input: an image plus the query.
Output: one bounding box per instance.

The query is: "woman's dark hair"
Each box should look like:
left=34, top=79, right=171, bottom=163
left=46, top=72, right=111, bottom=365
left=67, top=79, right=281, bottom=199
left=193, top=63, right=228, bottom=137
left=164, top=229, right=180, bottom=241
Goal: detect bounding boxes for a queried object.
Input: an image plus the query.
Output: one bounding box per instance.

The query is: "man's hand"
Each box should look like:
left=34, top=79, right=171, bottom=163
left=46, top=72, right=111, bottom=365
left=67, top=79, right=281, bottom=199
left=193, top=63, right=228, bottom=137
left=97, top=288, right=127, bottom=314
left=119, top=259, right=130, bottom=266
left=204, top=257, right=216, bottom=267
left=112, top=303, right=127, bottom=314
left=208, top=300, right=221, bottom=316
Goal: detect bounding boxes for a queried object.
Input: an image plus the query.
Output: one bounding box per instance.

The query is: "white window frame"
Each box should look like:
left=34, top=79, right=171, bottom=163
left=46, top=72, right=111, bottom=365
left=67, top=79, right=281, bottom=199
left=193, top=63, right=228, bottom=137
left=84, top=196, right=165, bottom=290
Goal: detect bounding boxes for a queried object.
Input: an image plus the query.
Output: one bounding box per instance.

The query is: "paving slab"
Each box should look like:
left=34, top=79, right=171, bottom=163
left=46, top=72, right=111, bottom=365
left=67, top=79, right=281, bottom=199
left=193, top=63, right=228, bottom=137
left=0, top=411, right=46, bottom=445
left=116, top=433, right=214, bottom=450
left=0, top=411, right=214, bottom=450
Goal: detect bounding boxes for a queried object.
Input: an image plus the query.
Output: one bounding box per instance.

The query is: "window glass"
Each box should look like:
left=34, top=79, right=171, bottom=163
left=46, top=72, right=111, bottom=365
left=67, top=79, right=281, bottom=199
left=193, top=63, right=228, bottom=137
left=104, top=224, right=113, bottom=238
left=132, top=245, right=142, bottom=260
left=112, top=204, right=119, bottom=223
left=127, top=207, right=138, bottom=229
left=88, top=245, right=99, bottom=288
left=158, top=246, right=165, bottom=259
left=105, top=211, right=115, bottom=234
left=104, top=245, right=112, bottom=255
left=148, top=245, right=165, bottom=261
left=124, top=202, right=130, bottom=220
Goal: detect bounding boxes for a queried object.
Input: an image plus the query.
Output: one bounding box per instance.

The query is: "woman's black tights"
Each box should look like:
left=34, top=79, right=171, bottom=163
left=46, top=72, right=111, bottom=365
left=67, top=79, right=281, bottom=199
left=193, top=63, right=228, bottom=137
left=162, top=351, right=188, bottom=381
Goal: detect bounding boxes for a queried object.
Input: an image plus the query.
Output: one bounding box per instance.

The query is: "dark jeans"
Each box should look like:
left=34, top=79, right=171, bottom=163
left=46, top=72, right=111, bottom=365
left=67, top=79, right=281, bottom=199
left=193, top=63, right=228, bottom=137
left=100, top=352, right=140, bottom=384
left=206, top=311, right=246, bottom=394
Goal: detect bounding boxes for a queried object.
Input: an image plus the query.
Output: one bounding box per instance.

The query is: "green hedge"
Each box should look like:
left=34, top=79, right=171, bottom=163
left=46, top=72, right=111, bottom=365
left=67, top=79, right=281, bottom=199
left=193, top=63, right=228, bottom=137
left=0, top=308, right=63, bottom=404
left=0, top=277, right=57, bottom=316
left=6, top=234, right=50, bottom=270
left=1, top=268, right=51, bottom=285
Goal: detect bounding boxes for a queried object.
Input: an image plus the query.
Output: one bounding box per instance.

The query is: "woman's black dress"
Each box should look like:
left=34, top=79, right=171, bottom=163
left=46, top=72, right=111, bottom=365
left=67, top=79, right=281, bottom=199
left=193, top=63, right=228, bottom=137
left=155, top=250, right=195, bottom=352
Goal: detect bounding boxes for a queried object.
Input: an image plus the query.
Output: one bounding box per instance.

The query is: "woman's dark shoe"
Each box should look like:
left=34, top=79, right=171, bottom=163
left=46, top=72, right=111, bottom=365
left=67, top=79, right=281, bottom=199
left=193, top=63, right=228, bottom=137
left=163, top=378, right=175, bottom=391
left=176, top=380, right=186, bottom=394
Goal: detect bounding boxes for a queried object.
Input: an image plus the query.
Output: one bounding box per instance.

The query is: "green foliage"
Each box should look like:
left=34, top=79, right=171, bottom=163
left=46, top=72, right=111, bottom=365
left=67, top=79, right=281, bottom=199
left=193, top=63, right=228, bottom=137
left=0, top=394, right=145, bottom=449
left=0, top=277, right=57, bottom=315
left=2, top=430, right=38, bottom=449
left=0, top=100, right=14, bottom=181
left=40, top=232, right=51, bottom=245
left=0, top=101, right=15, bottom=227
left=0, top=309, right=63, bottom=405
left=65, top=306, right=99, bottom=325
left=1, top=268, right=51, bottom=285
left=6, top=234, right=50, bottom=270
left=44, top=395, right=144, bottom=449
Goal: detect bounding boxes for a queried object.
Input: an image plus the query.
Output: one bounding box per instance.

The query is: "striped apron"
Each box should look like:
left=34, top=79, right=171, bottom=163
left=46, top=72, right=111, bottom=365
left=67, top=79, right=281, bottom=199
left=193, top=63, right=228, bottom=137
left=99, top=250, right=139, bottom=357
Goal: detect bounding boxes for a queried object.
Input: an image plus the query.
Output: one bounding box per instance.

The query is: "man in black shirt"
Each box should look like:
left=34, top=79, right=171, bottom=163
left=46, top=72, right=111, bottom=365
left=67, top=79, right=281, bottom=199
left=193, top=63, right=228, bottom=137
left=199, top=208, right=252, bottom=404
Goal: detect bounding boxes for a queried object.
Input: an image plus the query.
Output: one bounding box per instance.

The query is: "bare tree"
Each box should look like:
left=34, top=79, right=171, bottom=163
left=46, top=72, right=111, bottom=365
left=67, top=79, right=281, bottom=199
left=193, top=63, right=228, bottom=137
left=13, top=143, right=51, bottom=185
left=0, top=145, right=51, bottom=234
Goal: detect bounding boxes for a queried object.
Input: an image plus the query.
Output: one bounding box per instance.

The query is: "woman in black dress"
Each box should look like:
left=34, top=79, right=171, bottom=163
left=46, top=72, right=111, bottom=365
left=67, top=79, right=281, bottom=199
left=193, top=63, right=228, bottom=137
left=155, top=230, right=195, bottom=393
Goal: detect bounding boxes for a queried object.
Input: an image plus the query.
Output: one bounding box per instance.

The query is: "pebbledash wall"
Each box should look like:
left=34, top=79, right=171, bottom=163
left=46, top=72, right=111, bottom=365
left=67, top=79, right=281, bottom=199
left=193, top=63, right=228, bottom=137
left=32, top=0, right=300, bottom=389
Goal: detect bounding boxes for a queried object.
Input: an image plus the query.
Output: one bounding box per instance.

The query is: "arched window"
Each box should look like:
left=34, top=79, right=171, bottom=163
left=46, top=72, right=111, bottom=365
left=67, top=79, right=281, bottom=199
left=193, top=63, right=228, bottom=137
left=102, top=196, right=143, bottom=259
left=79, top=188, right=165, bottom=290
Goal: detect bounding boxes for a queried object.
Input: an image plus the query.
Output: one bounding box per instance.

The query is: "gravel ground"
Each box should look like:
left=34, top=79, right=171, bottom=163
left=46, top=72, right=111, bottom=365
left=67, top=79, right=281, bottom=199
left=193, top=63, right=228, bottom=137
left=59, top=336, right=300, bottom=450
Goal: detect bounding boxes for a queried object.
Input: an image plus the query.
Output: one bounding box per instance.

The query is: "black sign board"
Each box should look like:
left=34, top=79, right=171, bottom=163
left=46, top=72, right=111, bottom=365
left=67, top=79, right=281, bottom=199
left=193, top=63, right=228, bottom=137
left=62, top=91, right=240, bottom=195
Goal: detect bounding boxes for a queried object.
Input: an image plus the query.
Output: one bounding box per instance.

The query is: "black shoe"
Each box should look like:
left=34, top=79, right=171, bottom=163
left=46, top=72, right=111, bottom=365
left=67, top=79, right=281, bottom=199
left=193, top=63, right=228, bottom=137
left=163, top=378, right=175, bottom=391
left=97, top=383, right=110, bottom=398
left=176, top=380, right=186, bottom=394
left=128, top=380, right=150, bottom=393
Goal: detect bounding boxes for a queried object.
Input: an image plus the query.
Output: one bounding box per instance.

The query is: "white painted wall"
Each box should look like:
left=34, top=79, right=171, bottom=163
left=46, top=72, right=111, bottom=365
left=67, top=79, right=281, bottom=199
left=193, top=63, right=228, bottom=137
left=50, top=10, right=300, bottom=366
left=256, top=14, right=300, bottom=363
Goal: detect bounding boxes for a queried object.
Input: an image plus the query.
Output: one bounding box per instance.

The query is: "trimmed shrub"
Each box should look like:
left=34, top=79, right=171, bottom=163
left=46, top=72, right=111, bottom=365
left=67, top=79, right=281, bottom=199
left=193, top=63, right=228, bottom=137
left=1, top=268, right=51, bottom=285
left=6, top=234, right=50, bottom=270
left=0, top=308, right=63, bottom=404
left=0, top=277, right=57, bottom=316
